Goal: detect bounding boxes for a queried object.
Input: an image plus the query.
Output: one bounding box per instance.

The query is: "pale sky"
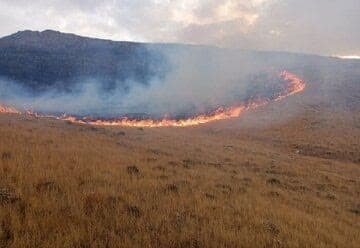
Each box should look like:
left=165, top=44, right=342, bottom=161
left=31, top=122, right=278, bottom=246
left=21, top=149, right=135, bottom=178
left=0, top=0, right=359, bottom=56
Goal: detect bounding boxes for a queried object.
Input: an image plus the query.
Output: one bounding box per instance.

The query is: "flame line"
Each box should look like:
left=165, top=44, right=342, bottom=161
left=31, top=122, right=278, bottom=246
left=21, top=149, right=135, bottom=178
left=0, top=71, right=306, bottom=127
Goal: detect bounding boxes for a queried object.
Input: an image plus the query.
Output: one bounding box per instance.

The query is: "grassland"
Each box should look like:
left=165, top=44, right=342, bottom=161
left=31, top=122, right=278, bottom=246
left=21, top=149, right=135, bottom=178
left=0, top=71, right=360, bottom=247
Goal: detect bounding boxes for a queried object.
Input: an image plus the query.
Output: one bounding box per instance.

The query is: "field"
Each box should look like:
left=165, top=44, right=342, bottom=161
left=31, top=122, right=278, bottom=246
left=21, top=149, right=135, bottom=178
left=0, top=69, right=360, bottom=247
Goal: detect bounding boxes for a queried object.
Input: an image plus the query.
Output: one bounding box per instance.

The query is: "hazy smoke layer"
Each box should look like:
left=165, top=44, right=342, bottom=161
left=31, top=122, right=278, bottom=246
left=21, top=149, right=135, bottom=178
left=0, top=46, right=299, bottom=118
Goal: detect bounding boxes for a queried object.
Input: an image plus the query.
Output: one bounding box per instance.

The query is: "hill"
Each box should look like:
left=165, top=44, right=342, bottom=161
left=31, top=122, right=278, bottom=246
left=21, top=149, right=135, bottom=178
left=0, top=30, right=167, bottom=92
left=0, top=29, right=353, bottom=95
left=1, top=30, right=359, bottom=119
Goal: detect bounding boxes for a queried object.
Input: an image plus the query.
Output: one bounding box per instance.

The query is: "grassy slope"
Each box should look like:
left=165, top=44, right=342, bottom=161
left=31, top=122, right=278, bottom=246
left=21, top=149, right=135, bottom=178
left=0, top=73, right=359, bottom=247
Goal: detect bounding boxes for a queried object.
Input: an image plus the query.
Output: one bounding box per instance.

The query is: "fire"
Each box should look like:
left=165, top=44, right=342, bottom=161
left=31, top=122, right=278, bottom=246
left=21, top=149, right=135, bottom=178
left=0, top=103, right=20, bottom=114
left=59, top=71, right=306, bottom=127
left=0, top=71, right=306, bottom=127
left=275, top=71, right=306, bottom=100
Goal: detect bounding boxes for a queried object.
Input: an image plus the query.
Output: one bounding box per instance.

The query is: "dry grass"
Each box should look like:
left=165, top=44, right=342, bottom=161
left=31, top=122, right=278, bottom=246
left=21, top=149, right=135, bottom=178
left=0, top=108, right=359, bottom=248
left=0, top=75, right=360, bottom=247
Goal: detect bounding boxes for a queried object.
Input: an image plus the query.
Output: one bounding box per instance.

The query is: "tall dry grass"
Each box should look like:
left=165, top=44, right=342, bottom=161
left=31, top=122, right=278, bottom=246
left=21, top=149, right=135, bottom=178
left=0, top=109, right=359, bottom=247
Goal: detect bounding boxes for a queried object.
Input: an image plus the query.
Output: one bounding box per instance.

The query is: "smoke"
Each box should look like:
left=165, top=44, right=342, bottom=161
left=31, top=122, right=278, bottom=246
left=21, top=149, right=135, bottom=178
left=119, top=47, right=256, bottom=117
left=0, top=46, right=306, bottom=119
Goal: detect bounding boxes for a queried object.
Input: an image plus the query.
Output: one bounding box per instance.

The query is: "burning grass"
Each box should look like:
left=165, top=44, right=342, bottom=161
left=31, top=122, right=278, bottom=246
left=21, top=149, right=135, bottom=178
left=0, top=71, right=306, bottom=128
left=0, top=104, right=19, bottom=114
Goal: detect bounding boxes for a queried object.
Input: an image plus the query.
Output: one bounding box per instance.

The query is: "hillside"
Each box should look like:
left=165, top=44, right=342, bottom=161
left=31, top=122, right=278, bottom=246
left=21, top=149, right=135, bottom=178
left=1, top=30, right=359, bottom=119
left=0, top=30, right=167, bottom=92
left=0, top=30, right=353, bottom=95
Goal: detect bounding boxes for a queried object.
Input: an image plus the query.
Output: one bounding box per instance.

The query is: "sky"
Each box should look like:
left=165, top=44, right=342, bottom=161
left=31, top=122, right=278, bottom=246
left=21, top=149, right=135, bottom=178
left=0, top=0, right=359, bottom=56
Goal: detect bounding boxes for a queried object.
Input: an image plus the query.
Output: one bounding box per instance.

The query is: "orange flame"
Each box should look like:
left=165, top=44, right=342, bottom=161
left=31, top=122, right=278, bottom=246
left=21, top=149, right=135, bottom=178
left=0, top=103, right=20, bottom=114
left=0, top=71, right=306, bottom=127
left=60, top=71, right=306, bottom=127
